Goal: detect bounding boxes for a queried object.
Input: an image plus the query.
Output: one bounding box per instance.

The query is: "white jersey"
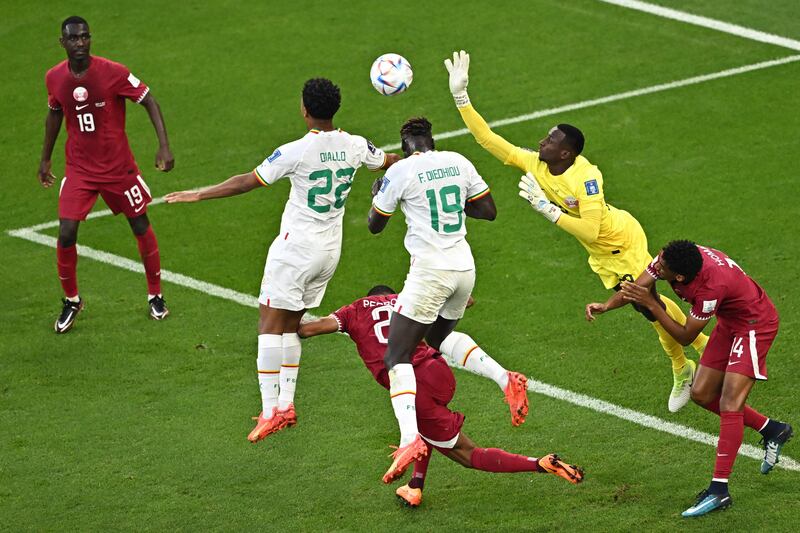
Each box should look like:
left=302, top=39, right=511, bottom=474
left=254, top=129, right=386, bottom=250
left=372, top=150, right=489, bottom=271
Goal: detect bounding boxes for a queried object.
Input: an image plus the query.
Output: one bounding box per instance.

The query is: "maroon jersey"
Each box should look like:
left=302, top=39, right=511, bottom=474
left=332, top=295, right=438, bottom=389
left=45, top=56, right=149, bottom=180
left=647, top=245, right=778, bottom=332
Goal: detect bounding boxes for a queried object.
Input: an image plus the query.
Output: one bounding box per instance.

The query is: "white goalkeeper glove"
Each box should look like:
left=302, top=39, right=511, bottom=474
left=518, top=172, right=562, bottom=223
left=444, top=50, right=471, bottom=108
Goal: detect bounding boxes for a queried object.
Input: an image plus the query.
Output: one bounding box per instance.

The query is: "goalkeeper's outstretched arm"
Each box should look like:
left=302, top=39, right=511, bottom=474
left=445, top=50, right=519, bottom=166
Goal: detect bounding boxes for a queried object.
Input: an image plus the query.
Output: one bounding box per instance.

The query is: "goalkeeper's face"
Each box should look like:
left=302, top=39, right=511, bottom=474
left=538, top=127, right=569, bottom=163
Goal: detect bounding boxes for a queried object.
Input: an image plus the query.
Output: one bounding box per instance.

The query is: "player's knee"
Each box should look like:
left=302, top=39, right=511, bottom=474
left=58, top=223, right=78, bottom=247
left=128, top=214, right=150, bottom=235
left=690, top=386, right=711, bottom=406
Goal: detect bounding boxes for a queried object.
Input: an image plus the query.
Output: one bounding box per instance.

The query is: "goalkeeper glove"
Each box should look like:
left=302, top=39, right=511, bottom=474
left=444, top=50, right=471, bottom=108
left=518, top=172, right=562, bottom=223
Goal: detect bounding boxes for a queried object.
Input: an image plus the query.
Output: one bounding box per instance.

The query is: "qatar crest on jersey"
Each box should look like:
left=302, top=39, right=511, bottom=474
left=73, top=86, right=88, bottom=102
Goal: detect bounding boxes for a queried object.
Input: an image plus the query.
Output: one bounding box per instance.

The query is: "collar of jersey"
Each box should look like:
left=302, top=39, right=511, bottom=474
left=309, top=128, right=341, bottom=134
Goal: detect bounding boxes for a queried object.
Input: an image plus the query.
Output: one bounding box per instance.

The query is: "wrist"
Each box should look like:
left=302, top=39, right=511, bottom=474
left=452, top=91, right=470, bottom=108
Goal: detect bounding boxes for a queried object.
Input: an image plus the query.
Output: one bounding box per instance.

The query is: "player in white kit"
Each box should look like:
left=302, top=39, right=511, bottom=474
left=166, top=78, right=399, bottom=441
left=368, top=117, right=497, bottom=482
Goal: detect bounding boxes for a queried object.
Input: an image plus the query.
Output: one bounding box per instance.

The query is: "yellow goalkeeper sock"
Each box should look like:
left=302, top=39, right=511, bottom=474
left=654, top=294, right=692, bottom=373
left=661, top=294, right=708, bottom=356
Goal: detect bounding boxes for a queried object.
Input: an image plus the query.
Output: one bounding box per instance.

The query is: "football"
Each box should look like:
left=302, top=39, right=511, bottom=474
left=370, top=53, right=413, bottom=96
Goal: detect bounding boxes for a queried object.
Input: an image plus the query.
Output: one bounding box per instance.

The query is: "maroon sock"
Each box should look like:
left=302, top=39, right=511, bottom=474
left=714, top=411, right=744, bottom=480
left=56, top=243, right=78, bottom=298
left=408, top=447, right=431, bottom=490
left=470, top=448, right=539, bottom=473
left=699, top=396, right=768, bottom=431
left=135, top=226, right=161, bottom=295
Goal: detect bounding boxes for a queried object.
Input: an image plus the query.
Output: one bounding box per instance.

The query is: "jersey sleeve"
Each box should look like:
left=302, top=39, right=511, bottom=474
left=355, top=135, right=387, bottom=170
left=688, top=287, right=720, bottom=321
left=45, top=71, right=61, bottom=110
left=253, top=139, right=303, bottom=187
left=573, top=166, right=605, bottom=211
left=332, top=303, right=356, bottom=333
left=372, top=165, right=403, bottom=216
left=463, top=157, right=491, bottom=202
left=458, top=104, right=539, bottom=171
left=645, top=255, right=661, bottom=279
left=111, top=63, right=150, bottom=103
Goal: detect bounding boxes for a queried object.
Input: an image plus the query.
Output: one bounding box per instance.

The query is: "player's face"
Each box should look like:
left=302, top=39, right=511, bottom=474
left=538, top=127, right=567, bottom=163
left=655, top=256, right=683, bottom=283
left=61, top=23, right=91, bottom=60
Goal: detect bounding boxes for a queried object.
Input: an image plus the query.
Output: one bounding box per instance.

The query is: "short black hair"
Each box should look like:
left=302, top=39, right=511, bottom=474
left=61, top=16, right=88, bottom=32
left=302, top=78, right=340, bottom=120
left=557, top=123, right=585, bottom=155
left=661, top=240, right=703, bottom=282
left=367, top=285, right=395, bottom=296
left=400, top=116, right=433, bottom=139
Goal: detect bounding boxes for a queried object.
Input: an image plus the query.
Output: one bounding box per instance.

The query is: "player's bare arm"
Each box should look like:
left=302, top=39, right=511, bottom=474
left=619, top=282, right=708, bottom=345
left=38, top=108, right=64, bottom=188
left=464, top=192, right=496, bottom=221
left=165, top=172, right=261, bottom=203
left=585, top=270, right=656, bottom=321
left=139, top=93, right=174, bottom=172
left=367, top=206, right=390, bottom=234
left=383, top=153, right=401, bottom=169
left=297, top=316, right=339, bottom=339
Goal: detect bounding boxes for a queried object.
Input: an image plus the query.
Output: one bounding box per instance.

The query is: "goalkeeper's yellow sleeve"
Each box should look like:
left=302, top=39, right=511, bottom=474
left=458, top=104, right=518, bottom=165
left=556, top=207, right=602, bottom=243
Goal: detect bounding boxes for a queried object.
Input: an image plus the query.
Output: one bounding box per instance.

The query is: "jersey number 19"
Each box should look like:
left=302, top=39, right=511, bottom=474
left=426, top=184, right=463, bottom=233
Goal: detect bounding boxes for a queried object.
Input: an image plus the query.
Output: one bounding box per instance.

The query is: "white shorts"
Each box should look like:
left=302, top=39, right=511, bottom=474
left=258, top=236, right=340, bottom=311
left=394, top=265, right=475, bottom=324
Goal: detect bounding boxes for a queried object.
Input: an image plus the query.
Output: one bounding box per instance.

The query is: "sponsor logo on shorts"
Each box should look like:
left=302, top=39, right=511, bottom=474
left=73, top=86, right=88, bottom=102
left=584, top=179, right=599, bottom=196
left=267, top=149, right=282, bottom=163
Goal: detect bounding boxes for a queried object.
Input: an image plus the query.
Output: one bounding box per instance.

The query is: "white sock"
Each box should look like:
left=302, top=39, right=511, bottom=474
left=440, top=331, right=508, bottom=390
left=278, top=333, right=301, bottom=410
left=66, top=295, right=80, bottom=303
left=389, top=363, right=419, bottom=447
left=257, top=334, right=282, bottom=418
left=147, top=293, right=161, bottom=301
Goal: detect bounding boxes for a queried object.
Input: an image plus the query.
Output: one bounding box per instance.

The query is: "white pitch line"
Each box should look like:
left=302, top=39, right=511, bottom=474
left=380, top=54, right=800, bottom=151
left=13, top=220, right=796, bottom=472
left=10, top=55, right=800, bottom=233
left=600, top=0, right=800, bottom=52
left=8, top=56, right=799, bottom=471
left=7, top=227, right=259, bottom=308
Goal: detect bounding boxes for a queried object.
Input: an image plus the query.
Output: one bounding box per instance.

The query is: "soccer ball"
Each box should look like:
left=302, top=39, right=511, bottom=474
left=370, top=53, right=413, bottom=96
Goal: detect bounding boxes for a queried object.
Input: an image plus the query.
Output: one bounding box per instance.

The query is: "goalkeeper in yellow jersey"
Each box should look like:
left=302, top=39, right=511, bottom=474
left=444, top=50, right=707, bottom=412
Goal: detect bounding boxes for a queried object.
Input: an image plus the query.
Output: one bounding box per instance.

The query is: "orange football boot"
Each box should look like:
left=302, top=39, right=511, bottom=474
left=396, top=484, right=423, bottom=507
left=382, top=434, right=428, bottom=484
left=247, top=407, right=288, bottom=443
left=538, top=454, right=584, bottom=484
left=504, top=371, right=529, bottom=426
left=278, top=403, right=297, bottom=427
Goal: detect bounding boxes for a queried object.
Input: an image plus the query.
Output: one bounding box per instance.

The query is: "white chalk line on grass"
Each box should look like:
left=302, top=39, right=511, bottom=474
left=8, top=57, right=800, bottom=470
left=600, top=0, right=800, bottom=52
left=8, top=227, right=799, bottom=473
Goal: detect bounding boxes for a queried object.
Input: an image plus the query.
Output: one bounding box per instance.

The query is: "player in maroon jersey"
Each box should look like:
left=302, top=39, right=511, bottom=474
left=38, top=16, right=174, bottom=332
left=586, top=240, right=793, bottom=517
left=298, top=285, right=583, bottom=507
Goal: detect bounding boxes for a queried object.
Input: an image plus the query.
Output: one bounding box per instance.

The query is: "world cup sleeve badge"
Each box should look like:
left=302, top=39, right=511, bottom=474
left=584, top=179, right=599, bottom=196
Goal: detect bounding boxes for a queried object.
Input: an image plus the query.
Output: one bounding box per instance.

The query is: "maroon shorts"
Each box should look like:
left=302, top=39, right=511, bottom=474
left=59, top=170, right=152, bottom=220
left=415, top=355, right=464, bottom=446
left=700, top=320, right=779, bottom=381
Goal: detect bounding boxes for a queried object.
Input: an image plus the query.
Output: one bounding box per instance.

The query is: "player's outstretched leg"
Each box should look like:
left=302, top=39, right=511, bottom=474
left=538, top=454, right=585, bottom=484
left=439, top=331, right=529, bottom=425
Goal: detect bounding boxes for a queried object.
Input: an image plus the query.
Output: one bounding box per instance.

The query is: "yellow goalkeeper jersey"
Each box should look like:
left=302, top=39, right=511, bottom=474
left=458, top=104, right=640, bottom=258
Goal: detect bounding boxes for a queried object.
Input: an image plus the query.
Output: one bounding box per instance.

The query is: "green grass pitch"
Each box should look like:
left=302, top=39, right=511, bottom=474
left=2, top=1, right=799, bottom=530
